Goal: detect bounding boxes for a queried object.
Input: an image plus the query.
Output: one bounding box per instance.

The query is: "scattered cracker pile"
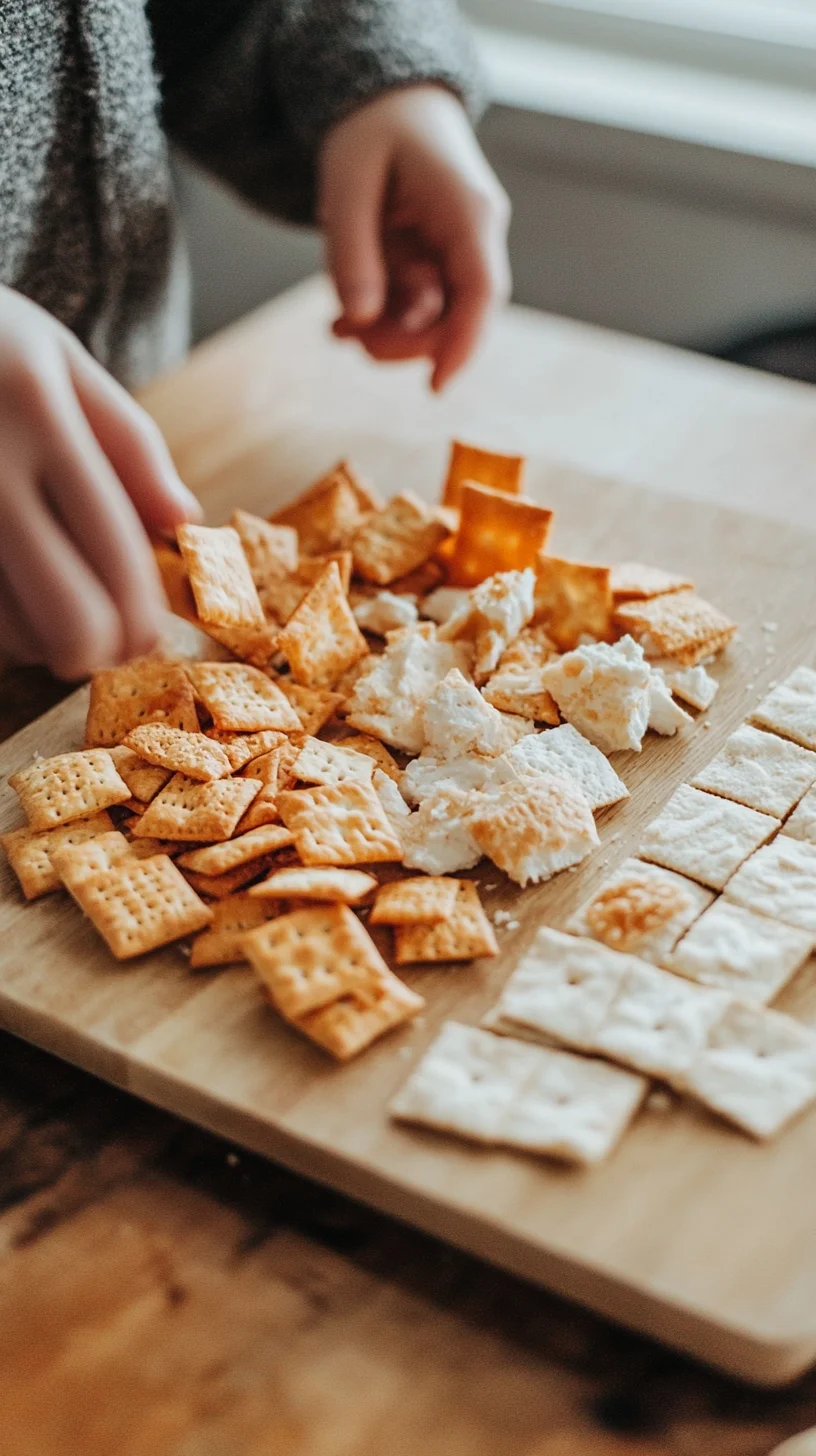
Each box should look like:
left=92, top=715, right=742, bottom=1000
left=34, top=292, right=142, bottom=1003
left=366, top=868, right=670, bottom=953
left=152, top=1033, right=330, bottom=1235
left=8, top=441, right=814, bottom=1159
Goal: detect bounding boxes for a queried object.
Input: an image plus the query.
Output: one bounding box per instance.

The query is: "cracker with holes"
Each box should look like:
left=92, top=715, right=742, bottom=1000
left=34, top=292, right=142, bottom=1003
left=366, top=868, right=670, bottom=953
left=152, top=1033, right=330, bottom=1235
left=275, top=680, right=345, bottom=736
left=66, top=852, right=212, bottom=959
left=275, top=561, right=368, bottom=688
left=483, top=927, right=627, bottom=1050
left=370, top=876, right=459, bottom=926
left=482, top=623, right=560, bottom=724
left=10, top=750, right=131, bottom=831
left=567, top=858, right=712, bottom=964
left=277, top=781, right=403, bottom=865
left=750, top=665, right=816, bottom=752
left=177, top=523, right=265, bottom=628
left=442, top=440, right=525, bottom=509
left=132, top=774, right=260, bottom=842
left=235, top=741, right=300, bottom=832
left=784, top=784, right=816, bottom=846
left=85, top=658, right=199, bottom=746
left=352, top=492, right=452, bottom=586
left=271, top=462, right=376, bottom=553
left=297, top=976, right=424, bottom=1061
left=466, top=774, right=598, bottom=887
left=1, top=812, right=115, bottom=900
left=189, top=895, right=275, bottom=970
left=260, top=552, right=354, bottom=625
left=230, top=509, right=298, bottom=583
left=292, top=737, right=374, bottom=788
left=394, top=881, right=497, bottom=963
left=187, top=662, right=301, bottom=733
left=594, top=959, right=730, bottom=1082
left=205, top=730, right=287, bottom=772
left=665, top=899, right=814, bottom=1002
left=534, top=556, right=612, bottom=651
left=177, top=823, right=294, bottom=876
left=684, top=1000, right=816, bottom=1139
left=613, top=590, right=736, bottom=666
left=724, top=837, right=816, bottom=933
left=447, top=484, right=552, bottom=588
left=339, top=735, right=401, bottom=783
left=248, top=867, right=377, bottom=903
left=345, top=627, right=473, bottom=754
left=182, top=854, right=280, bottom=900
left=52, top=831, right=136, bottom=896
left=123, top=725, right=233, bottom=783
left=610, top=562, right=694, bottom=601
left=243, top=903, right=390, bottom=1019
left=439, top=569, right=536, bottom=683
left=638, top=784, right=778, bottom=891
left=541, top=637, right=651, bottom=755
left=691, top=724, right=816, bottom=819
left=109, top=747, right=172, bottom=803
left=495, top=723, right=629, bottom=811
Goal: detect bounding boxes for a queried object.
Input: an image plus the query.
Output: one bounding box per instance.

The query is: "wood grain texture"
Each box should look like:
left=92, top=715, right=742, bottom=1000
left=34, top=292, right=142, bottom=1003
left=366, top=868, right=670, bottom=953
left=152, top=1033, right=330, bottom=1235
left=3, top=432, right=816, bottom=1385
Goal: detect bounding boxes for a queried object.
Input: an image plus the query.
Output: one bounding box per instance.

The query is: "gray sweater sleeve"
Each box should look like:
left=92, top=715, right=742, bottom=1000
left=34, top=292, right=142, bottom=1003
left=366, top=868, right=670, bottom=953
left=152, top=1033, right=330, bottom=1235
left=147, top=0, right=484, bottom=224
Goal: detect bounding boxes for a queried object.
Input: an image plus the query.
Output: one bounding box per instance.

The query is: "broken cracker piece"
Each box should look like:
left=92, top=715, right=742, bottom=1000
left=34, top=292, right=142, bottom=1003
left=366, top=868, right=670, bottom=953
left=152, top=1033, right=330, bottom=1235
left=534, top=556, right=612, bottom=651
left=394, top=880, right=497, bottom=963
left=540, top=636, right=651, bottom=755
left=230, top=509, right=298, bottom=584
left=401, top=786, right=483, bottom=875
left=275, top=561, right=368, bottom=689
left=494, top=723, right=628, bottom=811
left=610, top=562, right=694, bottom=601
left=613, top=590, right=736, bottom=667
left=370, top=875, right=459, bottom=926
left=352, top=492, right=452, bottom=586
left=109, top=747, right=172, bottom=803
left=338, top=735, right=401, bottom=783
left=85, top=658, right=198, bottom=747
left=124, top=724, right=233, bottom=783
left=345, top=627, right=472, bottom=754
left=466, top=773, right=599, bottom=887
left=132, top=774, right=261, bottom=842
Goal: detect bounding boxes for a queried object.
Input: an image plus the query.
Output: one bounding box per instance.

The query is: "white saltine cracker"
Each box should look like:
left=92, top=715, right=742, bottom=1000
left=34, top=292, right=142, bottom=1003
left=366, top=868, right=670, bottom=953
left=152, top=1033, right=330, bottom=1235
left=483, top=928, right=629, bottom=1051
left=494, top=723, right=628, bottom=811
left=594, top=960, right=731, bottom=1083
left=682, top=1000, right=816, bottom=1140
left=724, top=837, right=816, bottom=934
left=401, top=752, right=497, bottom=807
left=401, top=787, right=483, bottom=875
left=637, top=784, right=778, bottom=891
left=421, top=668, right=526, bottom=759
left=344, top=628, right=472, bottom=754
left=293, top=737, right=375, bottom=789
left=665, top=900, right=815, bottom=1003
left=784, top=783, right=816, bottom=845
left=390, top=1021, right=647, bottom=1166
left=664, top=663, right=719, bottom=712
left=749, top=665, right=816, bottom=751
left=566, top=858, right=713, bottom=964
left=690, top=724, right=816, bottom=820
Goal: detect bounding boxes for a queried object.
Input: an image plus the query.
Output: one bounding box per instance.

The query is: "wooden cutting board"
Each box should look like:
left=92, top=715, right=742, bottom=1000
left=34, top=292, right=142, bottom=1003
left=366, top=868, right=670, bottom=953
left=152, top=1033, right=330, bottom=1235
left=2, top=447, right=816, bottom=1387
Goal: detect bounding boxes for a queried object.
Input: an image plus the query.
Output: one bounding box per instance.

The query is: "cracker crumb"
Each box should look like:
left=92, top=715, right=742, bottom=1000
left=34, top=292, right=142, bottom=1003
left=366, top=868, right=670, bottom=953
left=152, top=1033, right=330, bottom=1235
left=647, top=1090, right=673, bottom=1114
left=505, top=918, right=520, bottom=931
left=762, top=621, right=778, bottom=633
left=493, top=909, right=512, bottom=926
left=702, top=722, right=711, bottom=729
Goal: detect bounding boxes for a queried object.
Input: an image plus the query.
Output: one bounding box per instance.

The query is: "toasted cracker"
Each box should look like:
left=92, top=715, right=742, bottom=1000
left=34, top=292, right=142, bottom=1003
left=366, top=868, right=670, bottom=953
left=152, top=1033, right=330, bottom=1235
left=297, top=975, right=424, bottom=1061
left=442, top=440, right=525, bottom=509
left=187, top=662, right=302, bottom=732
left=540, top=636, right=651, bottom=755
left=189, top=895, right=275, bottom=970
left=292, top=736, right=374, bottom=789
left=244, top=903, right=390, bottom=1019
left=177, top=523, right=264, bottom=628
left=666, top=899, right=814, bottom=1002
left=610, top=562, right=695, bottom=601
left=394, top=880, right=497, bottom=963
left=372, top=769, right=411, bottom=844
left=230, top=509, right=297, bottom=584
left=749, top=666, right=816, bottom=752
left=277, top=781, right=403, bottom=865
left=483, top=927, right=628, bottom=1051
left=723, top=836, right=816, bottom=933
left=495, top=723, right=629, bottom=811
left=52, top=830, right=140, bottom=895
left=182, top=853, right=280, bottom=900
left=154, top=543, right=198, bottom=622
left=177, top=823, right=294, bottom=876
left=534, top=556, right=612, bottom=651
left=465, top=773, right=598, bottom=887
left=275, top=679, right=345, bottom=735
left=638, top=783, right=779, bottom=891
left=595, top=959, right=729, bottom=1081
left=271, top=462, right=376, bottom=553
left=783, top=784, right=816, bottom=845
left=691, top=723, right=816, bottom=819
left=71, top=852, right=212, bottom=959
left=370, top=875, right=459, bottom=926
left=567, top=858, right=713, bottom=964
left=260, top=551, right=355, bottom=626
left=351, top=492, right=452, bottom=587
left=613, top=590, right=737, bottom=666
left=198, top=617, right=281, bottom=669
left=345, top=627, right=473, bottom=754
left=85, top=658, right=199, bottom=747
left=132, top=773, right=260, bottom=842
left=204, top=730, right=288, bottom=772
left=447, top=483, right=552, bottom=588
left=401, top=786, right=483, bottom=875
left=10, top=750, right=131, bottom=832
left=338, top=735, right=401, bottom=783
left=482, top=624, right=560, bottom=724
left=684, top=1000, right=816, bottom=1139
left=109, top=747, right=172, bottom=803
left=275, top=561, right=368, bottom=688
left=123, top=725, right=233, bottom=783
left=234, top=740, right=300, bottom=831
left=1, top=812, right=115, bottom=900
left=248, top=867, right=377, bottom=903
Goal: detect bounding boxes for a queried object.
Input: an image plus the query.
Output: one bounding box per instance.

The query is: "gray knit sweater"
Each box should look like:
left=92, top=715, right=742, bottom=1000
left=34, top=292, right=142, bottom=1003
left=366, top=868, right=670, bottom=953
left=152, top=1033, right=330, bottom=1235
left=0, top=2, right=481, bottom=387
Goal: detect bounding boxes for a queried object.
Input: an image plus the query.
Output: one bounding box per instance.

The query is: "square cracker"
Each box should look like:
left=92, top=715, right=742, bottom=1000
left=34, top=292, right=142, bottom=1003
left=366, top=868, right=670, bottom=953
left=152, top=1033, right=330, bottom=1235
left=495, top=723, right=629, bottom=811
left=749, top=665, right=816, bottom=751
left=370, top=876, right=459, bottom=926
left=345, top=628, right=473, bottom=755
left=189, top=895, right=275, bottom=970
left=392, top=1021, right=530, bottom=1141
left=204, top=730, right=287, bottom=772
left=181, top=853, right=280, bottom=901
left=234, top=741, right=300, bottom=833
left=612, top=590, right=736, bottom=667
left=465, top=774, right=598, bottom=887
left=594, top=960, right=729, bottom=1082
left=352, top=492, right=452, bottom=587
left=124, top=725, right=233, bottom=783
left=1, top=812, right=115, bottom=900
left=187, top=662, right=301, bottom=733
left=566, top=858, right=713, bottom=964
left=51, top=830, right=136, bottom=895
left=665, top=899, right=815, bottom=1003
left=85, top=658, right=199, bottom=747
left=610, top=562, right=694, bottom=601
left=292, top=736, right=374, bottom=789
left=275, top=680, right=345, bottom=735
left=198, top=617, right=281, bottom=670
left=248, top=866, right=377, bottom=903
left=243, top=903, right=391, bottom=1019
left=229, top=509, right=298, bottom=584
left=338, top=735, right=401, bottom=783
left=297, top=975, right=424, bottom=1061
left=132, top=774, right=260, bottom=842
left=683, top=1000, right=816, bottom=1139
left=637, top=783, right=778, bottom=891
left=277, top=781, right=403, bottom=866
left=177, top=523, right=264, bottom=628
left=483, top=927, right=628, bottom=1051
left=109, top=747, right=172, bottom=803
left=276, top=562, right=369, bottom=688
left=271, top=461, right=378, bottom=553
left=177, top=823, right=294, bottom=876
left=447, top=483, right=552, bottom=588
left=442, top=440, right=525, bottom=509
left=534, top=556, right=613, bottom=652
left=724, top=837, right=816, bottom=933
left=10, top=750, right=131, bottom=832
left=783, top=784, right=816, bottom=845
left=394, top=881, right=498, bottom=963
left=690, top=724, right=816, bottom=819
left=71, top=853, right=213, bottom=959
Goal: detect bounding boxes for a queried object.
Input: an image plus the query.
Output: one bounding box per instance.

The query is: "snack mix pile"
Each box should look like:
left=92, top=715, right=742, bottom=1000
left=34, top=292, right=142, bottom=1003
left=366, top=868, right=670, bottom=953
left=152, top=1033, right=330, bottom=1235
left=5, top=443, right=816, bottom=1164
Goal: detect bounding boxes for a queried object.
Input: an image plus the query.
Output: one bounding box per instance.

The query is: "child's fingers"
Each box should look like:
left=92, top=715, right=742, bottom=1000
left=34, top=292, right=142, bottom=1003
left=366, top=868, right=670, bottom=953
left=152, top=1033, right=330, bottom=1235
left=319, top=130, right=390, bottom=328
left=431, top=207, right=510, bottom=392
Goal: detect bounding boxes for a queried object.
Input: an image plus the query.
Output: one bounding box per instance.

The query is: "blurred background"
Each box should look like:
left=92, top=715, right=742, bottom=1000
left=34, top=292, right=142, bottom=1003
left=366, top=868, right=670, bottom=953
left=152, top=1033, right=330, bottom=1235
left=177, top=0, right=816, bottom=380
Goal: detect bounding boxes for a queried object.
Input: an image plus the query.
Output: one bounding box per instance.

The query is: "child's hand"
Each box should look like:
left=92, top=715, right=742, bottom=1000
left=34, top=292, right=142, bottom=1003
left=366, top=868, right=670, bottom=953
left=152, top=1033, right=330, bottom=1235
left=318, top=85, right=511, bottom=392
left=0, top=287, right=201, bottom=679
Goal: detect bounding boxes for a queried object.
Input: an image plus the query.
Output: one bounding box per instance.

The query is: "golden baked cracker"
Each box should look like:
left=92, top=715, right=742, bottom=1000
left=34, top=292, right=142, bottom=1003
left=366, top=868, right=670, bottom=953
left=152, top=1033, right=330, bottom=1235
left=276, top=562, right=369, bottom=688
left=230, top=509, right=298, bottom=584
left=393, top=880, right=497, bottom=963
left=296, top=977, right=424, bottom=1061
left=243, top=903, right=391, bottom=1020
left=73, top=853, right=212, bottom=959
left=271, top=465, right=371, bottom=554
left=610, top=562, right=695, bottom=601
left=1, top=812, right=115, bottom=900
left=370, top=875, right=459, bottom=926
left=248, top=867, right=378, bottom=903
left=154, top=543, right=198, bottom=622
left=10, top=750, right=131, bottom=832
left=534, top=556, right=613, bottom=651
left=198, top=617, right=281, bottom=670
left=482, top=625, right=561, bottom=723
left=131, top=774, right=261, bottom=842
left=204, top=730, right=287, bottom=772
left=51, top=830, right=135, bottom=895
left=277, top=781, right=403, bottom=865
left=275, top=679, right=345, bottom=735
left=442, top=440, right=525, bottom=509
left=189, top=895, right=276, bottom=970
left=613, top=590, right=737, bottom=667
left=337, top=735, right=401, bottom=783
left=351, top=492, right=452, bottom=586
left=182, top=853, right=281, bottom=900
left=187, top=662, right=302, bottom=732
left=292, top=737, right=374, bottom=789
left=177, top=523, right=265, bottom=628
left=388, top=559, right=445, bottom=598
left=123, top=724, right=233, bottom=783
left=85, top=658, right=199, bottom=746
left=232, top=740, right=301, bottom=832
left=447, top=483, right=553, bottom=588
left=177, top=823, right=294, bottom=876
left=109, top=746, right=172, bottom=803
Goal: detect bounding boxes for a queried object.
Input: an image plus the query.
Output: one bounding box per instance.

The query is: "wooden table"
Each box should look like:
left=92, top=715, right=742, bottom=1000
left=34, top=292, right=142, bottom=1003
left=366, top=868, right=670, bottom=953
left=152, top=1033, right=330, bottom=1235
left=3, top=277, right=816, bottom=1455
